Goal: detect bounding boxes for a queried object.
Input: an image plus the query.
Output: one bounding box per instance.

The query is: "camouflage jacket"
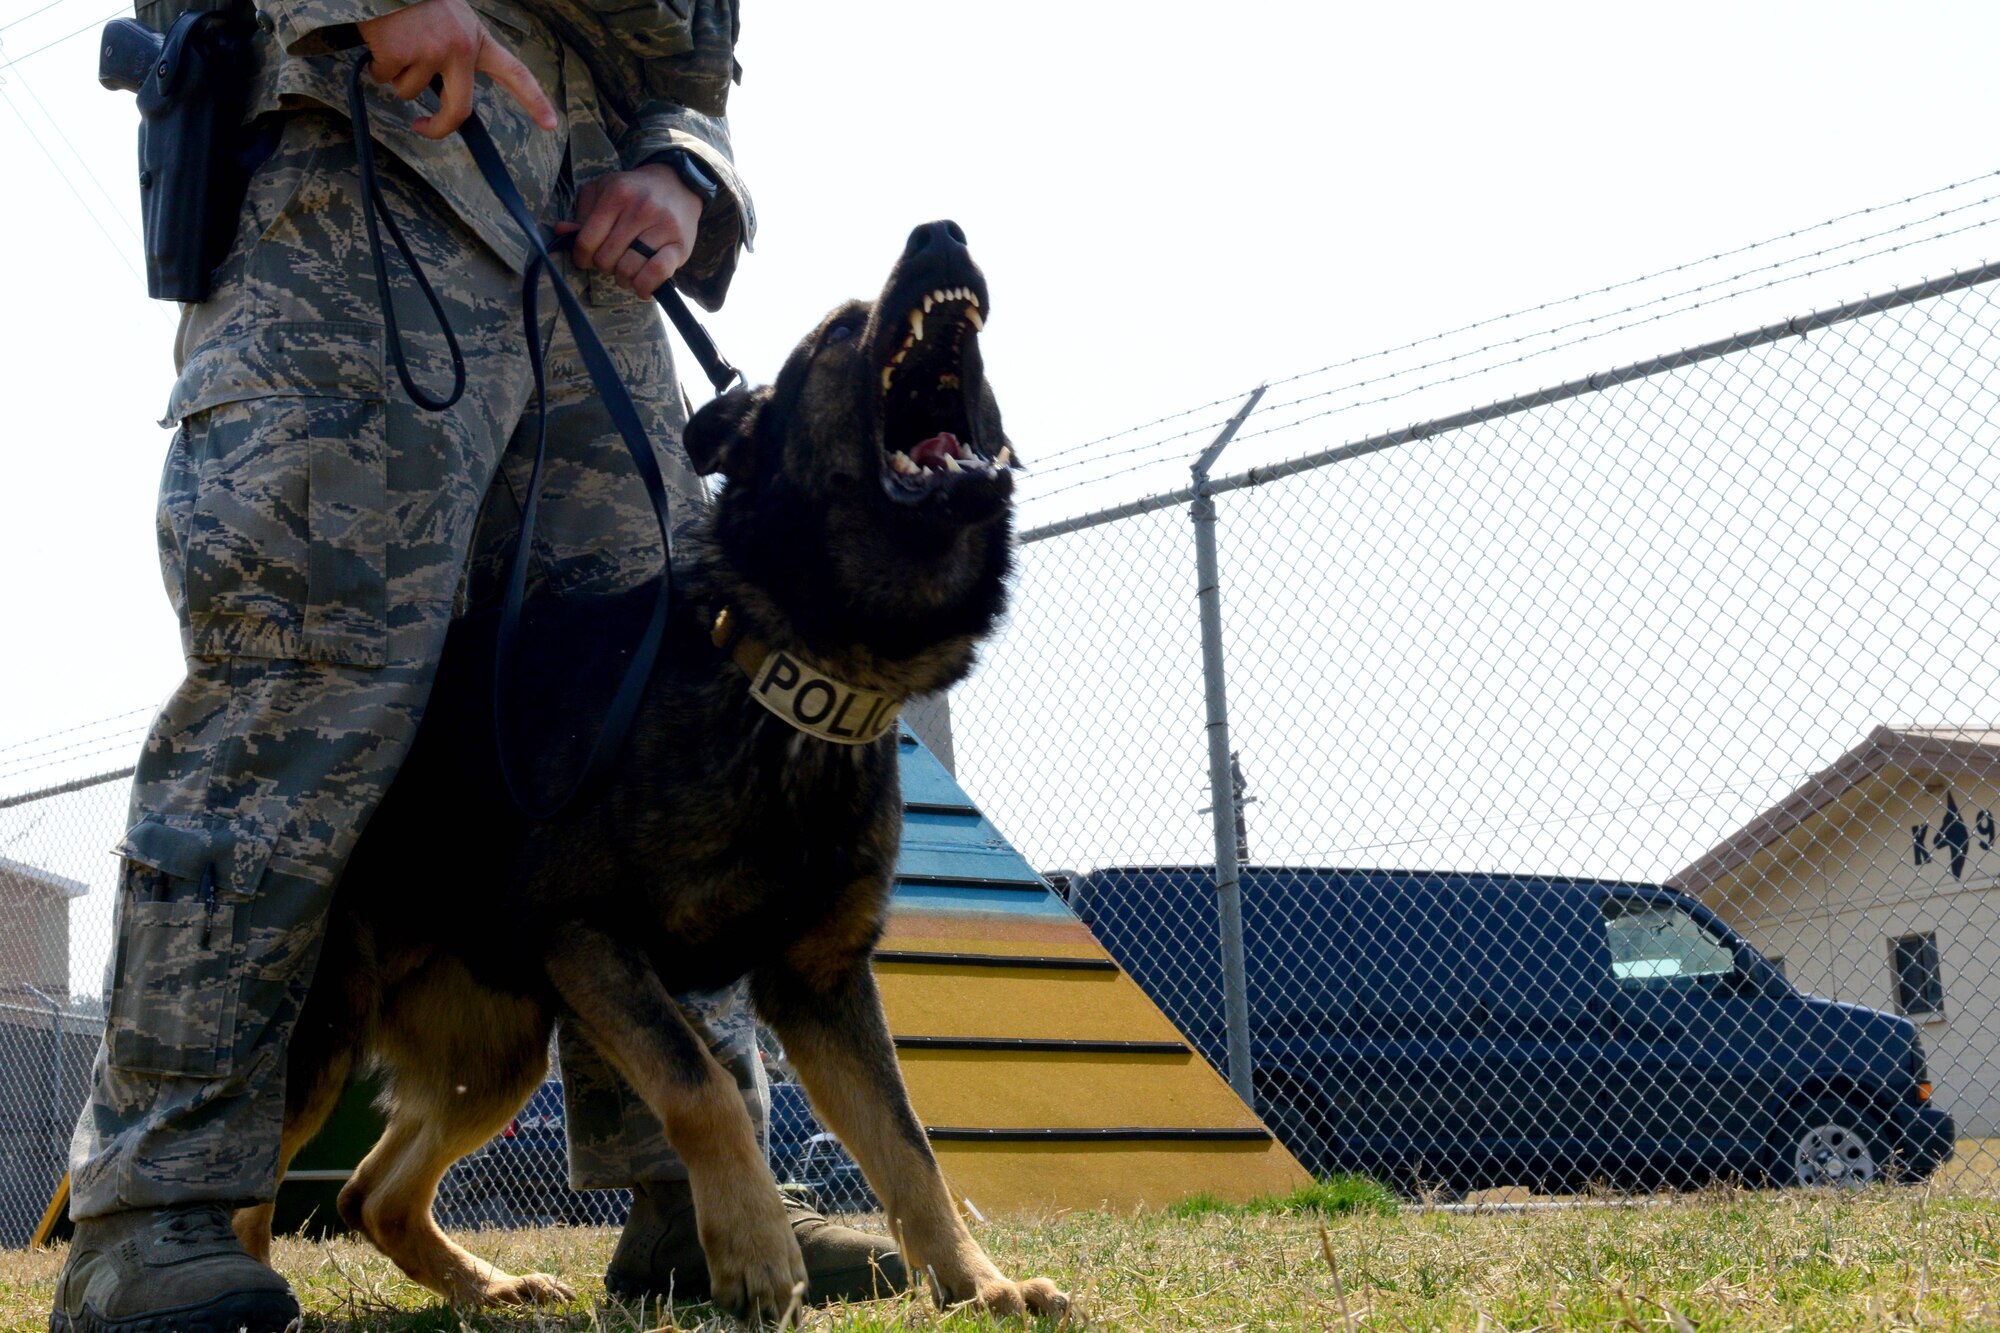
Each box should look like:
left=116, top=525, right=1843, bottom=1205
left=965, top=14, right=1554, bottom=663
left=239, top=0, right=752, bottom=308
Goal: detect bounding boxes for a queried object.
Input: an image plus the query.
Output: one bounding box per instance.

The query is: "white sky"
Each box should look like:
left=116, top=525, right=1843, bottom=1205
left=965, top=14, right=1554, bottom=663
left=3, top=1, right=2000, bottom=1005
left=3, top=0, right=2000, bottom=757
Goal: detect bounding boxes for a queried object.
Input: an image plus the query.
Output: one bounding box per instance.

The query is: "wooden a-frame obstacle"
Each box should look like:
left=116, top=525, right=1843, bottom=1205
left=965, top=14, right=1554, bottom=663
left=872, top=730, right=1305, bottom=1213
left=36, top=732, right=1302, bottom=1243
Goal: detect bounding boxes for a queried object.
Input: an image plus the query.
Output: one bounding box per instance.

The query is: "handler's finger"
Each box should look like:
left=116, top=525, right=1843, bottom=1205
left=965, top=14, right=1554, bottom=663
left=414, top=53, right=474, bottom=137
left=391, top=60, right=434, bottom=103
left=476, top=29, right=558, bottom=130
left=367, top=52, right=409, bottom=86
left=594, top=205, right=651, bottom=275
left=629, top=246, right=682, bottom=299
left=613, top=247, right=647, bottom=290
left=571, top=197, right=617, bottom=271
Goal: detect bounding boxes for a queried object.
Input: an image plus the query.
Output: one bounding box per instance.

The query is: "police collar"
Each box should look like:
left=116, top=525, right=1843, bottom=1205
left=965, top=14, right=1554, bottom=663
left=710, top=608, right=903, bottom=746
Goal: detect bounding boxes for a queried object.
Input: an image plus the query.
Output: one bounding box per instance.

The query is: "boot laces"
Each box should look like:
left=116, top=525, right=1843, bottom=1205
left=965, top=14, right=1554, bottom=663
left=159, top=1204, right=236, bottom=1247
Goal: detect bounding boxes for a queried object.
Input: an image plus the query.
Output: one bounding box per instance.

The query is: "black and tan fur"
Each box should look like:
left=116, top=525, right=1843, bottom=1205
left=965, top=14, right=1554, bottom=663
left=239, top=222, right=1065, bottom=1322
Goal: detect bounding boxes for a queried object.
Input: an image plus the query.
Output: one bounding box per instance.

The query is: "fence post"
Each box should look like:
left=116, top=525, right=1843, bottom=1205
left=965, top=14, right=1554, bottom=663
left=1190, top=386, right=1264, bottom=1106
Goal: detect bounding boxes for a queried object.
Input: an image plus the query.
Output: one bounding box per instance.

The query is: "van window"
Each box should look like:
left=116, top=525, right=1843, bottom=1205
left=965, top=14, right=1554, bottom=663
left=1601, top=900, right=1737, bottom=988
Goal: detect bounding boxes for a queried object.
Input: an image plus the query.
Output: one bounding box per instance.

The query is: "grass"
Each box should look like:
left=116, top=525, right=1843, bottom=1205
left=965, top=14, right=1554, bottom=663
left=1166, top=1174, right=1400, bottom=1221
left=12, top=1186, right=2000, bottom=1330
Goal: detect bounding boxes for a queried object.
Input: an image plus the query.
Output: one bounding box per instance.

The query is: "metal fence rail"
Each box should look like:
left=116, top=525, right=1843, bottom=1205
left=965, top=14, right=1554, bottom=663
left=7, top=252, right=2000, bottom=1242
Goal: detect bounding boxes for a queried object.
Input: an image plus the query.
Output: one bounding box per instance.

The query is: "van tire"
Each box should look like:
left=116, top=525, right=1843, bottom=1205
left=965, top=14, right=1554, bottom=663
left=1769, top=1095, right=1888, bottom=1188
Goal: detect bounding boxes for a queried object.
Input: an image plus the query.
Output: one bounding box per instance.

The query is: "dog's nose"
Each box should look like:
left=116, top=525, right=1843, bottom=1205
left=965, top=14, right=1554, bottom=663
left=903, top=219, right=969, bottom=262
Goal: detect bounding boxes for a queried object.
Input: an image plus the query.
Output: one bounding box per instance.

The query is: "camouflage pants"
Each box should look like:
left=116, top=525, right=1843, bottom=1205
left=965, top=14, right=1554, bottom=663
left=69, top=110, right=756, bottom=1217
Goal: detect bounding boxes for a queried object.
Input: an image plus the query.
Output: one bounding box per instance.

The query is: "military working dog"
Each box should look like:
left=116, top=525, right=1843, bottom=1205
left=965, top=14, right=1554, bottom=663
left=240, top=221, right=1064, bottom=1323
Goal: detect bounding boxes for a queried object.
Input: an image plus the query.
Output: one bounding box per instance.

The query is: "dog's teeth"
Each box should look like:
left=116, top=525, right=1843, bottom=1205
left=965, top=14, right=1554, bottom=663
left=943, top=455, right=963, bottom=473
left=891, top=451, right=917, bottom=475
left=880, top=367, right=894, bottom=394
left=922, top=295, right=935, bottom=314
left=967, top=292, right=981, bottom=308
left=909, top=310, right=925, bottom=342
left=956, top=441, right=974, bottom=460
left=997, top=445, right=1013, bottom=467
left=965, top=307, right=984, bottom=332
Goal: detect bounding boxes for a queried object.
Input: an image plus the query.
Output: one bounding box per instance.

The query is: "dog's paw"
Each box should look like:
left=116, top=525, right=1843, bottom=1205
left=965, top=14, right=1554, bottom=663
left=704, top=1210, right=809, bottom=1326
left=480, top=1271, right=575, bottom=1306
left=950, top=1274, right=1069, bottom=1319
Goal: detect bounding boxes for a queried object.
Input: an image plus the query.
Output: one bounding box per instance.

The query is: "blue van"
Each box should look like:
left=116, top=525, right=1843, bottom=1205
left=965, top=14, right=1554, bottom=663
left=1066, top=868, right=1954, bottom=1195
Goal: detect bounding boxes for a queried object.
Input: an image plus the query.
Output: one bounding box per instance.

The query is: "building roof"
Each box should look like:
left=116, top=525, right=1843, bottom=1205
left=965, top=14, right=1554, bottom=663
left=0, top=854, right=89, bottom=900
left=1669, top=725, right=2000, bottom=898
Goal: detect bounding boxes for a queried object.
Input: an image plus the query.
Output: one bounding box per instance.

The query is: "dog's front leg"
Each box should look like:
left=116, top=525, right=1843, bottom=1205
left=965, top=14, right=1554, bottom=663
left=756, top=958, right=1068, bottom=1317
left=546, top=925, right=805, bottom=1324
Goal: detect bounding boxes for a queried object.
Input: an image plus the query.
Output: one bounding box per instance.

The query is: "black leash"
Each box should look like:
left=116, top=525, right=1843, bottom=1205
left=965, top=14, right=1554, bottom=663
left=348, top=58, right=742, bottom=819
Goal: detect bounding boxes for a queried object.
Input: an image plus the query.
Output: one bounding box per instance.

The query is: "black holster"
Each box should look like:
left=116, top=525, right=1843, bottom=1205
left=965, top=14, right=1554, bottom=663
left=100, top=9, right=257, bottom=302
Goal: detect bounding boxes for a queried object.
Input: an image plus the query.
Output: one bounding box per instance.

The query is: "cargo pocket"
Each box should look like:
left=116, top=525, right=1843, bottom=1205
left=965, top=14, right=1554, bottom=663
left=106, top=815, right=273, bottom=1079
left=167, top=323, right=391, bottom=667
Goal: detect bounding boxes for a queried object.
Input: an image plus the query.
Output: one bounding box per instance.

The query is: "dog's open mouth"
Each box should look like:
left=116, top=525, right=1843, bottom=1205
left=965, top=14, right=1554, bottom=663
left=872, top=232, right=1013, bottom=511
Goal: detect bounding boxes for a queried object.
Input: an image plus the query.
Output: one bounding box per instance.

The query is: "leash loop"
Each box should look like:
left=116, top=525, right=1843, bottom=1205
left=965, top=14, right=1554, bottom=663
left=347, top=60, right=466, bottom=412
left=348, top=55, right=732, bottom=819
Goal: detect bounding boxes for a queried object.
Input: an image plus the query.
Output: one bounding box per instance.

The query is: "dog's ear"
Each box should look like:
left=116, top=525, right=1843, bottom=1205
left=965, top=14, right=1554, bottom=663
left=683, top=385, right=770, bottom=481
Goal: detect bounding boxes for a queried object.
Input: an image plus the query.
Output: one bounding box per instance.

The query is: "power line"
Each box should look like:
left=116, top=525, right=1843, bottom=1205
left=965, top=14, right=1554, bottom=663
left=0, top=76, right=142, bottom=278
left=6, top=61, right=140, bottom=243
left=0, top=0, right=74, bottom=35
left=0, top=6, right=121, bottom=68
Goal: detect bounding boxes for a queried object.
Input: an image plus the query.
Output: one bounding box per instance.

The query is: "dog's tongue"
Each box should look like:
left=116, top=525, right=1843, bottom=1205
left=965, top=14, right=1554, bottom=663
left=909, top=432, right=960, bottom=472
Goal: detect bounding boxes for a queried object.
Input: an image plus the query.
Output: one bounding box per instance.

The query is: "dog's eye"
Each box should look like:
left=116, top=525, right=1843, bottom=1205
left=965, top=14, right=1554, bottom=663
left=825, top=322, right=857, bottom=344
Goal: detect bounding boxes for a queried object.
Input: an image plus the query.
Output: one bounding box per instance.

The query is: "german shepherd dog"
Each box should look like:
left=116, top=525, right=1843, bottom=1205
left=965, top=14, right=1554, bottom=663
left=236, top=221, right=1066, bottom=1323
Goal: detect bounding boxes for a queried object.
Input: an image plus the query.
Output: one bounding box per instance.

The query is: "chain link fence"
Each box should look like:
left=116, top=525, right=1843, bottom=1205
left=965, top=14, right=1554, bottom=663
left=954, top=259, right=2000, bottom=1200
left=9, top=239, right=2000, bottom=1243
left=0, top=749, right=871, bottom=1245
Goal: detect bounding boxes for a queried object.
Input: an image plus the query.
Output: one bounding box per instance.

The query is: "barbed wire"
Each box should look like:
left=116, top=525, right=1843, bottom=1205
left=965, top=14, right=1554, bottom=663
left=0, top=705, right=153, bottom=758
left=1226, top=211, right=2000, bottom=451
left=1029, top=167, right=2000, bottom=471
left=1026, top=198, right=2000, bottom=499
left=1025, top=207, right=2000, bottom=506
left=0, top=737, right=146, bottom=789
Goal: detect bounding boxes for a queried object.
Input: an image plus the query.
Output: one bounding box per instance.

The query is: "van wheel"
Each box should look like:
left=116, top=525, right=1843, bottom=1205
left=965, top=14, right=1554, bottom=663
left=1771, top=1096, right=1888, bottom=1188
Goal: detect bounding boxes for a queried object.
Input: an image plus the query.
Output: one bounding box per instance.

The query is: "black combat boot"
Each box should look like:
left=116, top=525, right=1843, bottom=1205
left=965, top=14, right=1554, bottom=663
left=604, top=1180, right=911, bottom=1306
left=50, top=1202, right=300, bottom=1333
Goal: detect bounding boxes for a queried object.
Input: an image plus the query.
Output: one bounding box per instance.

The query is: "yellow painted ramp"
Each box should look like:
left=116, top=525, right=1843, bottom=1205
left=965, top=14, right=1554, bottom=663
left=875, top=735, right=1308, bottom=1214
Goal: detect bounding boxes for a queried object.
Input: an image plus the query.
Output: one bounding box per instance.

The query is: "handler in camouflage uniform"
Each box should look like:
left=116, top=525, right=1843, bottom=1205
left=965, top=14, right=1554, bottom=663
left=54, top=1, right=903, bottom=1328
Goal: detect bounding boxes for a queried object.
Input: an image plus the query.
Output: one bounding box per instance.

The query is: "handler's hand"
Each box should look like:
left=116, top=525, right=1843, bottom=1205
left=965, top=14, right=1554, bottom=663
left=357, top=0, right=558, bottom=139
left=560, top=164, right=704, bottom=298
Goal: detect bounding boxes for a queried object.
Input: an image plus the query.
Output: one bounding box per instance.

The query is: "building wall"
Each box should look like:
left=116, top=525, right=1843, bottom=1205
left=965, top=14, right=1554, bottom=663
left=0, top=891, right=68, bottom=1002
left=1704, top=770, right=2000, bottom=1135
